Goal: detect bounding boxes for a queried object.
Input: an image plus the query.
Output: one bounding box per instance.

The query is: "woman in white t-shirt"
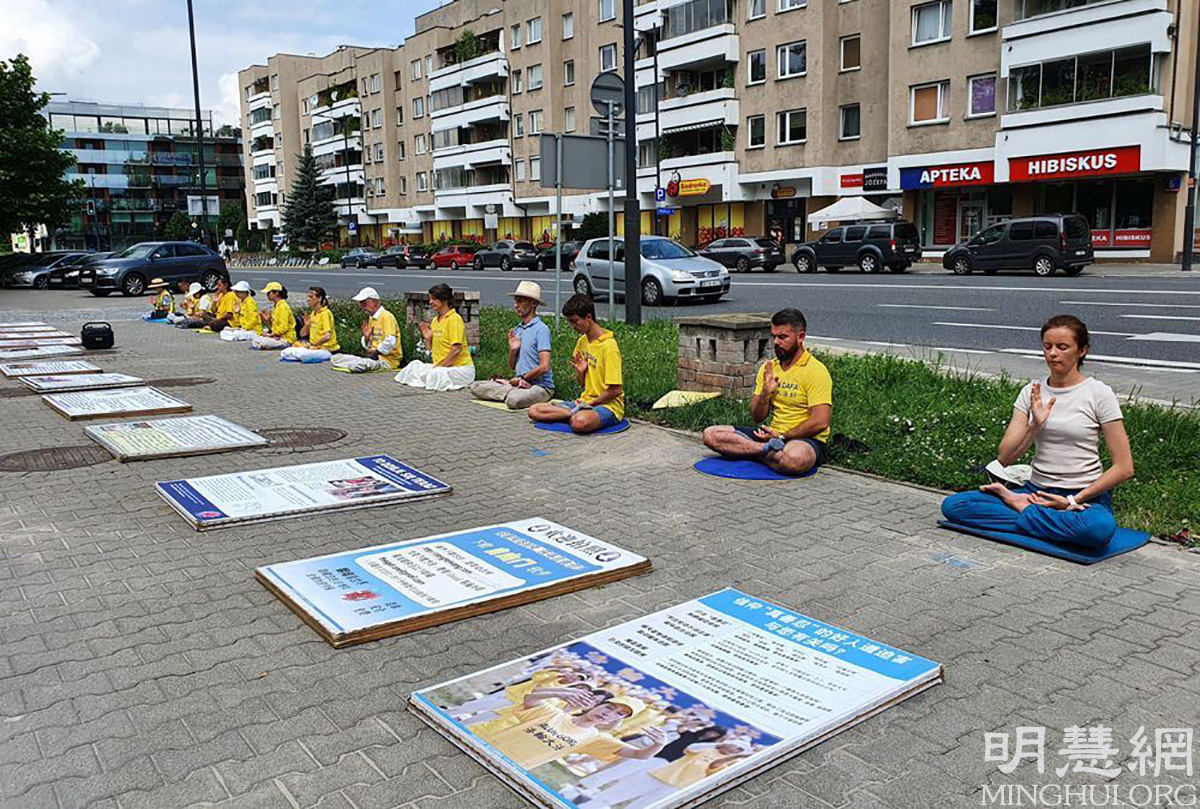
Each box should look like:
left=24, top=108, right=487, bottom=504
left=942, top=315, right=1134, bottom=549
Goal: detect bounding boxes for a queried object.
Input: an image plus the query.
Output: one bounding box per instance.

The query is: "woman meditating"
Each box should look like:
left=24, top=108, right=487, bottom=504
left=941, top=315, right=1133, bottom=549
left=280, top=287, right=340, bottom=362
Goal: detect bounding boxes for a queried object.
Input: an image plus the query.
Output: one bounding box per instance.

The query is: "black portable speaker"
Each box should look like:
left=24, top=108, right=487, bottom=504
left=81, top=321, right=114, bottom=350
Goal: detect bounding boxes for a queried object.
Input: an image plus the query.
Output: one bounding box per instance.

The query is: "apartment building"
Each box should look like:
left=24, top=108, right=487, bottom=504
left=241, top=0, right=1198, bottom=261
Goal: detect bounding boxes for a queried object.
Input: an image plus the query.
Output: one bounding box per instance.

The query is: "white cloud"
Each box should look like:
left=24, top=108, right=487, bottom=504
left=0, top=0, right=101, bottom=88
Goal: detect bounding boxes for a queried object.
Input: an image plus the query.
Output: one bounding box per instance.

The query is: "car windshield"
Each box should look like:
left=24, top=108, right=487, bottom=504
left=515, top=242, right=535, bottom=250
left=114, top=244, right=156, bottom=259
left=640, top=240, right=696, bottom=260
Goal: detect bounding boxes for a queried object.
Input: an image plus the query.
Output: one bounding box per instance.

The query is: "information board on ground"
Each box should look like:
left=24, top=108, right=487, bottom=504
left=0, top=360, right=101, bottom=378
left=256, top=518, right=651, bottom=647
left=85, top=414, right=267, bottom=462
left=156, top=454, right=451, bottom=530
left=0, top=322, right=49, bottom=329
left=0, top=331, right=72, bottom=340
left=42, top=386, right=192, bottom=421
left=21, top=373, right=142, bottom=393
left=411, top=588, right=942, bottom=809
left=0, top=345, right=83, bottom=360
left=0, top=337, right=81, bottom=347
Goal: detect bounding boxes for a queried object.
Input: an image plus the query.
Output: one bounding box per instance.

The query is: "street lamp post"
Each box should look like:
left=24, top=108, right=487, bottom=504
left=622, top=0, right=642, bottom=326
left=1182, top=15, right=1200, bottom=272
left=185, top=0, right=210, bottom=248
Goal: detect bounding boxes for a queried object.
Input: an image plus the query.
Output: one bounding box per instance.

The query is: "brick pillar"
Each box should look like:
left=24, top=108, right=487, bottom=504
left=675, top=313, right=773, bottom=398
left=404, top=290, right=481, bottom=348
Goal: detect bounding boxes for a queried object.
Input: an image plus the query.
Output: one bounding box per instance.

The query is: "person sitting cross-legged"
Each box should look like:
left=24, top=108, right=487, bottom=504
left=280, top=286, right=340, bottom=362
left=528, top=293, right=623, bottom=434
left=167, top=281, right=207, bottom=325
left=250, top=282, right=298, bottom=350
left=468, top=281, right=554, bottom=409
left=702, top=308, right=832, bottom=476
left=329, top=287, right=402, bottom=373
left=394, top=283, right=476, bottom=390
left=219, top=281, right=264, bottom=341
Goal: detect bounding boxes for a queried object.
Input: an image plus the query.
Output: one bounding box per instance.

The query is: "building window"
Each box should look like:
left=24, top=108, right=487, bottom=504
left=415, top=134, right=427, bottom=154
left=362, top=77, right=370, bottom=97
left=272, top=103, right=281, bottom=120
left=564, top=60, right=575, bottom=86
left=600, top=44, right=618, bottom=72
left=776, top=108, right=806, bottom=144
left=971, top=0, right=998, bottom=32
left=374, top=143, right=384, bottom=161
left=425, top=55, right=433, bottom=75
left=302, top=98, right=309, bottom=114
left=563, top=12, right=574, bottom=39
left=417, top=172, right=427, bottom=191
left=749, top=0, right=765, bottom=19
left=271, top=75, right=279, bottom=91
left=663, top=0, right=731, bottom=39
left=413, top=97, right=424, bottom=117
left=777, top=41, right=807, bottom=79
left=512, top=69, right=523, bottom=93
left=840, top=35, right=861, bottom=71
left=530, top=110, right=543, bottom=134
left=600, top=0, right=615, bottom=22
left=303, top=128, right=310, bottom=144
left=511, top=24, right=522, bottom=49
left=530, top=156, right=541, bottom=181
left=371, top=109, right=381, bottom=128
left=747, top=114, right=765, bottom=147
left=839, top=104, right=861, bottom=139
left=516, top=159, right=526, bottom=181
left=911, top=81, right=949, bottom=124
left=528, top=17, right=542, bottom=44
left=412, top=59, right=422, bottom=80
left=397, top=140, right=405, bottom=159
left=968, top=73, right=997, bottom=116
left=748, top=50, right=766, bottom=84
left=913, top=1, right=953, bottom=46
left=400, top=176, right=407, bottom=194
left=778, top=0, right=805, bottom=11
left=529, top=64, right=544, bottom=90
left=1008, top=45, right=1155, bottom=111
left=565, top=106, right=576, bottom=132
left=373, top=74, right=382, bottom=93
left=396, top=107, right=404, bottom=125
left=514, top=113, right=525, bottom=136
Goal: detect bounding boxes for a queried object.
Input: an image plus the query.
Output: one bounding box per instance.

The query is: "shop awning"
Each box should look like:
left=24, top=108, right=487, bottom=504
left=662, top=119, right=724, bottom=135
left=808, top=196, right=898, bottom=224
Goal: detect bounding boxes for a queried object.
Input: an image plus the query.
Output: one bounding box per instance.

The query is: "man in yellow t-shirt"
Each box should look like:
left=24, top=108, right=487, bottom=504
left=219, top=281, right=265, bottom=341
left=394, top=283, right=477, bottom=390
left=329, top=287, right=402, bottom=372
left=251, top=282, right=298, bottom=350
left=528, top=294, right=624, bottom=434
left=201, top=277, right=239, bottom=332
left=703, top=308, right=832, bottom=476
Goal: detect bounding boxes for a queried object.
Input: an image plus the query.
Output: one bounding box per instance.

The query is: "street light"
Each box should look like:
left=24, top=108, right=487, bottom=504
left=186, top=0, right=211, bottom=248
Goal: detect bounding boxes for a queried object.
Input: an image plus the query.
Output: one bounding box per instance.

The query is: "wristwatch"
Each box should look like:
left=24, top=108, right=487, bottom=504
left=1067, top=494, right=1079, bottom=508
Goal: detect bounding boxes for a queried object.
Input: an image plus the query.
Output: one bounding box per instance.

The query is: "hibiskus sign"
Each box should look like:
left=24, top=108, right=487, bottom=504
left=899, top=161, right=994, bottom=190
left=1010, top=146, right=1140, bottom=181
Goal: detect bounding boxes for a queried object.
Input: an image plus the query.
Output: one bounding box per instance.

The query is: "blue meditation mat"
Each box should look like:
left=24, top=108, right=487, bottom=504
left=938, top=520, right=1150, bottom=565
left=534, top=419, right=630, bottom=435
left=279, top=356, right=329, bottom=364
left=141, top=315, right=169, bottom=323
left=693, top=456, right=819, bottom=480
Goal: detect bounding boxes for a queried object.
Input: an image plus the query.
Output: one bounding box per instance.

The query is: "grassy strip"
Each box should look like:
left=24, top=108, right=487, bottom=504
left=319, top=300, right=1197, bottom=539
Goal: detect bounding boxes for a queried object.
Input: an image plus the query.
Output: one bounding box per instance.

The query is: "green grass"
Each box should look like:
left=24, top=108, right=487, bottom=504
left=318, top=300, right=1198, bottom=540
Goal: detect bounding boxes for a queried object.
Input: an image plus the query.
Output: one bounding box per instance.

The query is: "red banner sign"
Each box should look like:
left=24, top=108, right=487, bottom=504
left=840, top=173, right=863, bottom=188
left=1010, top=146, right=1140, bottom=182
left=1092, top=229, right=1152, bottom=248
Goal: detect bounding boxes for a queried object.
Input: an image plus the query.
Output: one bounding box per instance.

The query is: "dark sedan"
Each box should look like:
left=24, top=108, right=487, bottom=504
left=378, top=245, right=429, bottom=269
left=698, top=237, right=785, bottom=272
left=340, top=248, right=383, bottom=269
left=472, top=240, right=538, bottom=271
left=534, top=241, right=583, bottom=272
left=49, top=252, right=112, bottom=289
left=2, top=251, right=92, bottom=289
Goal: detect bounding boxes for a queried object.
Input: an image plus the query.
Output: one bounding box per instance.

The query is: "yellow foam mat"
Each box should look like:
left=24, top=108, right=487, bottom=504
left=652, top=390, right=722, bottom=409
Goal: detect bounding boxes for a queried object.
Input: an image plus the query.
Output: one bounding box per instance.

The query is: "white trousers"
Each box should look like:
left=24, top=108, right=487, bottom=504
left=251, top=335, right=291, bottom=350
left=220, top=328, right=258, bottom=342
left=588, top=770, right=677, bottom=809
left=165, top=312, right=188, bottom=324
left=331, top=354, right=391, bottom=373
left=280, top=347, right=331, bottom=363
left=394, top=360, right=476, bottom=391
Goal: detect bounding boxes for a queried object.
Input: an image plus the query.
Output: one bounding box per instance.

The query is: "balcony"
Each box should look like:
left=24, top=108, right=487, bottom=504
left=247, top=92, right=271, bottom=112
left=430, top=95, right=510, bottom=132
left=433, top=138, right=512, bottom=172
left=1003, top=0, right=1172, bottom=67
left=429, top=51, right=508, bottom=93
left=637, top=88, right=738, bottom=140
left=435, top=181, right=510, bottom=211
left=637, top=151, right=738, bottom=196
left=655, top=24, right=739, bottom=74
left=320, top=167, right=364, bottom=187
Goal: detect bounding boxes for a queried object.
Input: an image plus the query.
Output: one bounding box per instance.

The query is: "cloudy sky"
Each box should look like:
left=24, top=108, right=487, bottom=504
left=3, top=0, right=444, bottom=126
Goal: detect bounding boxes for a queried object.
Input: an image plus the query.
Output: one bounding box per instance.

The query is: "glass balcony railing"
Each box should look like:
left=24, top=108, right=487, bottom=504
left=1015, top=0, right=1114, bottom=21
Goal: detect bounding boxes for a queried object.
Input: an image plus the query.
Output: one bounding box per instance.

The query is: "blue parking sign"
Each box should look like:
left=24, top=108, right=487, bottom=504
left=654, top=186, right=666, bottom=202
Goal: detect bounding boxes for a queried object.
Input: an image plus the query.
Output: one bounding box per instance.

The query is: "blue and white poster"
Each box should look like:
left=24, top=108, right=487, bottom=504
left=256, top=518, right=650, bottom=645
left=156, top=454, right=451, bottom=530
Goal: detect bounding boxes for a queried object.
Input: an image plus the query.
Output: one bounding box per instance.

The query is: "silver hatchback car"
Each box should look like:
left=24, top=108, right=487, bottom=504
left=571, top=236, right=730, bottom=306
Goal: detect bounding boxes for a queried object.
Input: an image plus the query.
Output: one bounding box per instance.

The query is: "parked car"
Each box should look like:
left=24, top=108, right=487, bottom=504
left=429, top=245, right=477, bottom=270
left=792, top=220, right=921, bottom=274
left=534, top=241, right=583, bottom=272
left=339, top=247, right=383, bottom=269
left=2, top=251, right=92, bottom=289
left=572, top=236, right=730, bottom=306
left=942, top=214, right=1093, bottom=277
left=378, top=245, right=429, bottom=269
left=473, top=240, right=539, bottom=271
left=78, top=242, right=228, bottom=296
left=699, top=237, right=785, bottom=272
left=48, top=252, right=111, bottom=289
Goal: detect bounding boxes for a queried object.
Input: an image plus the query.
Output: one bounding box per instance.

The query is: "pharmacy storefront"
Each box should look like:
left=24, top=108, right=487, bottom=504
left=901, top=160, right=1012, bottom=249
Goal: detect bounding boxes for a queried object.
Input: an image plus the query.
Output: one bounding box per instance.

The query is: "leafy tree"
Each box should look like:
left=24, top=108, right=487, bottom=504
left=454, top=30, right=482, bottom=63
left=216, top=201, right=245, bottom=244
left=164, top=210, right=193, bottom=242
left=0, top=54, right=84, bottom=240
left=577, top=212, right=609, bottom=241
left=281, top=144, right=336, bottom=250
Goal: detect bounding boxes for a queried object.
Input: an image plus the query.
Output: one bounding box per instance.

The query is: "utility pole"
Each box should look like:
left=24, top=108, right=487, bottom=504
left=343, top=114, right=356, bottom=247
left=1182, top=13, right=1200, bottom=272
left=622, top=0, right=642, bottom=325
left=186, top=0, right=209, bottom=247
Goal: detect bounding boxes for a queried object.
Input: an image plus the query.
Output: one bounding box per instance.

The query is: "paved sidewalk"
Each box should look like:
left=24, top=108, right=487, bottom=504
left=1, top=317, right=1198, bottom=809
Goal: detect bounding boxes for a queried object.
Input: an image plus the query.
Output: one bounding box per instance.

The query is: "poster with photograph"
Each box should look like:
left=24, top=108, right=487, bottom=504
left=156, top=454, right=452, bottom=530
left=21, top=373, right=143, bottom=393
left=0, top=360, right=101, bottom=378
left=0, top=345, right=83, bottom=360
left=42, top=386, right=192, bottom=421
left=85, top=414, right=267, bottom=462
left=411, top=588, right=942, bottom=809
left=257, top=518, right=651, bottom=647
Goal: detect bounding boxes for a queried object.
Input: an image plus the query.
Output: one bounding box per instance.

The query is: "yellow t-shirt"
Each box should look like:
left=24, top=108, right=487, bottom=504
left=153, top=290, right=174, bottom=313
left=181, top=294, right=202, bottom=317
left=431, top=309, right=473, bottom=367
left=215, top=291, right=238, bottom=320
left=476, top=704, right=628, bottom=770
left=270, top=300, right=297, bottom=343
left=573, top=330, right=624, bottom=420
left=365, top=308, right=403, bottom=369
left=236, top=296, right=262, bottom=334
left=301, top=307, right=339, bottom=352
left=651, top=746, right=728, bottom=788
left=470, top=671, right=563, bottom=736
left=754, top=350, right=833, bottom=442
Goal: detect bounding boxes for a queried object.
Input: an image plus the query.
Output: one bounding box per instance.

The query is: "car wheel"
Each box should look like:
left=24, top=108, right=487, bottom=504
left=536, top=258, right=546, bottom=272
left=121, top=273, right=147, bottom=296
left=641, top=277, right=664, bottom=307
left=200, top=270, right=223, bottom=291
left=356, top=260, right=365, bottom=269
left=474, top=257, right=484, bottom=271
left=1064, top=266, right=1084, bottom=277
left=573, top=275, right=593, bottom=297
left=33, top=275, right=49, bottom=290
left=90, top=289, right=112, bottom=297
left=1033, top=256, right=1056, bottom=277
left=858, top=253, right=879, bottom=273
left=952, top=257, right=973, bottom=275
left=500, top=257, right=511, bottom=272
left=735, top=257, right=750, bottom=273
left=794, top=254, right=814, bottom=274
left=450, top=260, right=459, bottom=271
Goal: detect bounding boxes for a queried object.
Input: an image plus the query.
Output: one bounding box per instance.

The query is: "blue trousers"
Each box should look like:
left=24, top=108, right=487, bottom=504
left=941, top=483, right=1117, bottom=550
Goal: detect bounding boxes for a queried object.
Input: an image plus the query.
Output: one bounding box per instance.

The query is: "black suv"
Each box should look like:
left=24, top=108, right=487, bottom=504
left=79, top=242, right=227, bottom=296
left=792, top=220, right=921, bottom=274
left=379, top=245, right=429, bottom=269
left=473, top=240, right=539, bottom=271
left=943, top=214, right=1093, bottom=277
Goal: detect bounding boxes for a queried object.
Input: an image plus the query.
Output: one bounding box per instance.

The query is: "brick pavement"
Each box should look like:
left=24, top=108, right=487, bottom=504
left=1, top=311, right=1199, bottom=809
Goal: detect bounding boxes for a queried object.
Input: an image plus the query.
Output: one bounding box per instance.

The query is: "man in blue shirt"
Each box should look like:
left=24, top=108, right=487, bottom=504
left=469, top=281, right=555, bottom=409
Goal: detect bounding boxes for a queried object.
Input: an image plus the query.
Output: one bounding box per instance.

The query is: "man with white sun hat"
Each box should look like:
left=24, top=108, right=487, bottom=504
left=467, top=280, right=555, bottom=409
left=329, top=286, right=403, bottom=373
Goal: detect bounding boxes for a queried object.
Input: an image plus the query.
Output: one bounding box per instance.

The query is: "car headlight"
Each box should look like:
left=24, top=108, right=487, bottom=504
left=669, top=270, right=692, bottom=283
left=96, top=267, right=117, bottom=276
left=12, top=272, right=32, bottom=281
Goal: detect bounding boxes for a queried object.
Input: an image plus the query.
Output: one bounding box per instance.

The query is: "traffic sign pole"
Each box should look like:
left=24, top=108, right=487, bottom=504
left=622, top=0, right=642, bottom=326
left=607, top=101, right=616, bottom=323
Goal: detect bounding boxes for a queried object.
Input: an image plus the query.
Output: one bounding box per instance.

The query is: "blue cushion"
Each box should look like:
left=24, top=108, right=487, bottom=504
left=141, top=315, right=169, bottom=323
left=534, top=419, right=630, bottom=435
left=694, top=456, right=819, bottom=480
left=938, top=520, right=1150, bottom=565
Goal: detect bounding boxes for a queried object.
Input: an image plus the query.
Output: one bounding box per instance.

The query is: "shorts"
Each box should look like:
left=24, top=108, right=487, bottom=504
left=554, top=402, right=620, bottom=429
left=733, top=426, right=826, bottom=467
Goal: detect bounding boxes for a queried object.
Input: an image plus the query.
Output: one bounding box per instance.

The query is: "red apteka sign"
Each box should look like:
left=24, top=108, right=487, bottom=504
left=1010, top=146, right=1140, bottom=182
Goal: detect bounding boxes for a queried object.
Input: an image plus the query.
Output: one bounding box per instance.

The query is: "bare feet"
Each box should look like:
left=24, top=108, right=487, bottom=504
left=980, top=482, right=1033, bottom=512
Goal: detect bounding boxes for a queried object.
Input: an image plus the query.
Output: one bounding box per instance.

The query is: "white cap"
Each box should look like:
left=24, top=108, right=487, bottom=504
left=188, top=283, right=203, bottom=295
left=231, top=281, right=252, bottom=292
left=352, top=286, right=380, bottom=301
